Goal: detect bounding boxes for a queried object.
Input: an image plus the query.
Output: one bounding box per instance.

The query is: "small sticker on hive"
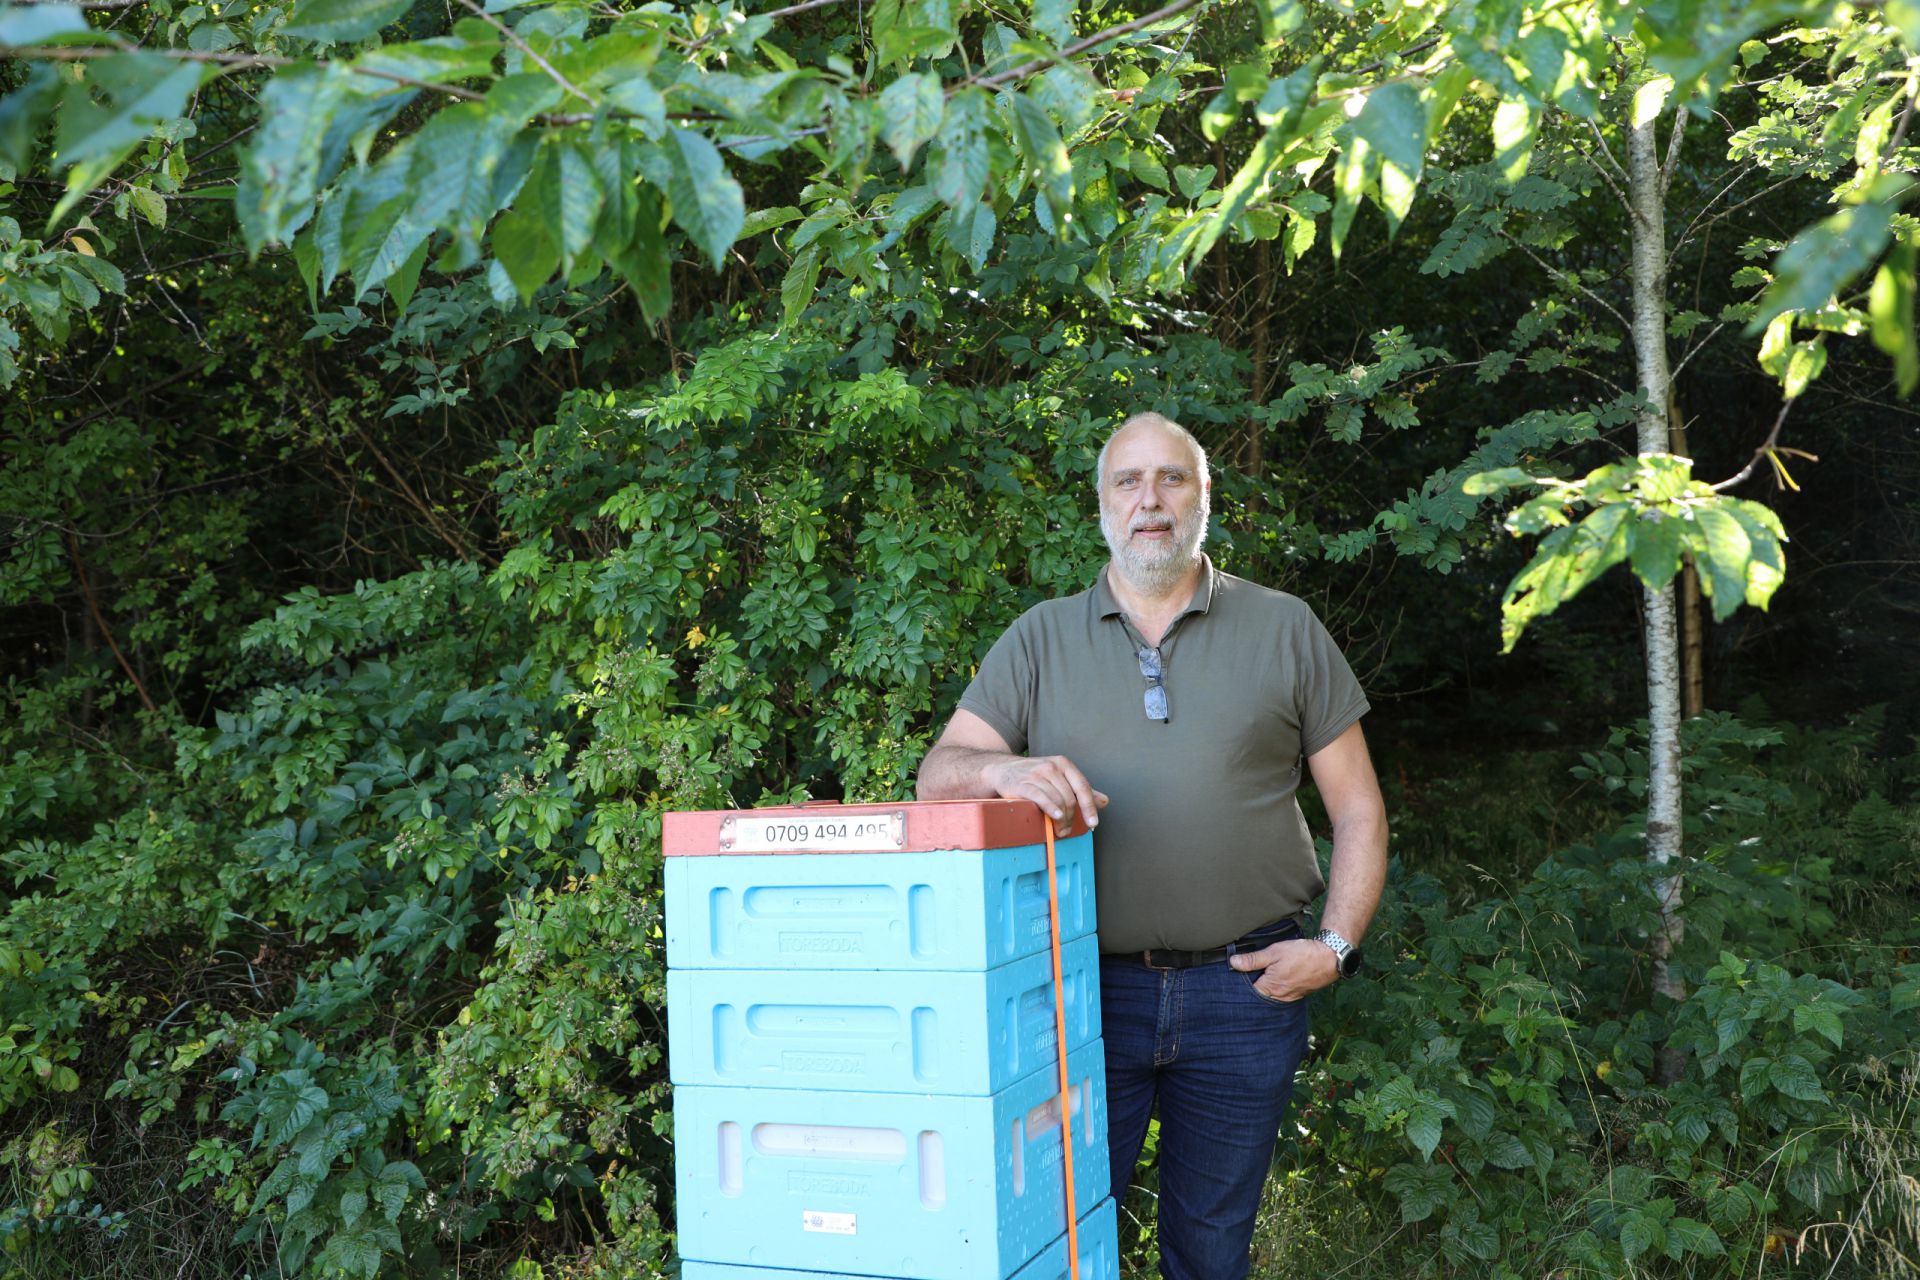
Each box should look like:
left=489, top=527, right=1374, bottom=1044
left=802, top=1209, right=856, bottom=1235
left=721, top=812, right=906, bottom=852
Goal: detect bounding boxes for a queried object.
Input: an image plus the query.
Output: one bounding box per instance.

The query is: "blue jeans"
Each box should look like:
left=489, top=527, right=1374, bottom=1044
left=1100, top=922, right=1311, bottom=1280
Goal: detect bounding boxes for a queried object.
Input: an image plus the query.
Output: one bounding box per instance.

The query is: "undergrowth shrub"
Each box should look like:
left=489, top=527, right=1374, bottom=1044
left=1274, top=710, right=1920, bottom=1278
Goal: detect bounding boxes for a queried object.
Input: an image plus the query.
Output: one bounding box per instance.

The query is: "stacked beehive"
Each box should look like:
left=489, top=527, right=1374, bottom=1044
left=664, top=799, right=1121, bottom=1280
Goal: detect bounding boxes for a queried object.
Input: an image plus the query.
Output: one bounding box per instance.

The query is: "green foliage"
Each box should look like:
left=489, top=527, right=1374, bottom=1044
left=1466, top=454, right=1788, bottom=650
left=1283, top=710, right=1920, bottom=1276
left=1, top=0, right=1916, bottom=398
left=0, top=205, right=124, bottom=387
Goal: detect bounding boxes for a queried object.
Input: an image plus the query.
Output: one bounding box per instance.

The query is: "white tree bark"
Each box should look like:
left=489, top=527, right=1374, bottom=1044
left=1627, top=95, right=1689, bottom=1040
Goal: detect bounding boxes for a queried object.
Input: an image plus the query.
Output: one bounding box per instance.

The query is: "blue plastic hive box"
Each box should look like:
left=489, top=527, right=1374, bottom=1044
left=664, top=835, right=1095, bottom=972
left=676, top=1196, right=1121, bottom=1280
left=673, top=1042, right=1110, bottom=1280
left=668, top=934, right=1101, bottom=1096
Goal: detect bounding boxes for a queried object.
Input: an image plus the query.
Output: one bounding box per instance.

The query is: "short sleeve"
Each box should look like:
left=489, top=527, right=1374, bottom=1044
left=956, top=615, right=1036, bottom=755
left=1294, top=610, right=1370, bottom=758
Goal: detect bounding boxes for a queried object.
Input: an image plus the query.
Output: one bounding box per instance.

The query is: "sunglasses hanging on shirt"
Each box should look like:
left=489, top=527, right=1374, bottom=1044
left=1136, top=645, right=1168, bottom=722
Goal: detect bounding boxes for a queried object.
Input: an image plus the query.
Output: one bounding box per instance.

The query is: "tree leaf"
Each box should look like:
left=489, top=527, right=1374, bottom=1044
left=1868, top=241, right=1917, bottom=395
left=1687, top=500, right=1785, bottom=619
left=1460, top=467, right=1537, bottom=496
left=740, top=205, right=803, bottom=239
left=282, top=0, right=413, bottom=43
left=1008, top=93, right=1073, bottom=220
left=878, top=72, right=943, bottom=171
left=1620, top=1211, right=1659, bottom=1261
left=1406, top=1104, right=1445, bottom=1160
left=1354, top=82, right=1426, bottom=231
left=1791, top=1002, right=1845, bottom=1050
left=1499, top=503, right=1633, bottom=650
left=491, top=208, right=558, bottom=302
left=605, top=184, right=671, bottom=324
left=967, top=199, right=995, bottom=269
left=1781, top=338, right=1826, bottom=399
left=550, top=138, right=606, bottom=265
left=0, top=3, right=89, bottom=45
left=1492, top=99, right=1536, bottom=185
left=1753, top=198, right=1896, bottom=330
left=1669, top=1217, right=1725, bottom=1258
left=385, top=237, right=430, bottom=315
left=1254, top=0, right=1303, bottom=43
left=661, top=128, right=743, bottom=269
left=781, top=242, right=822, bottom=328
left=55, top=51, right=206, bottom=171
left=0, top=65, right=62, bottom=171
left=934, top=90, right=991, bottom=209
left=236, top=64, right=392, bottom=251
left=1382, top=1162, right=1451, bottom=1223
left=1329, top=134, right=1368, bottom=260
left=1628, top=512, right=1683, bottom=589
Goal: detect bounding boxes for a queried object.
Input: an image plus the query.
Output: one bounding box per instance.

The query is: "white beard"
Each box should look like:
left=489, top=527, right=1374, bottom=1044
left=1100, top=490, right=1209, bottom=597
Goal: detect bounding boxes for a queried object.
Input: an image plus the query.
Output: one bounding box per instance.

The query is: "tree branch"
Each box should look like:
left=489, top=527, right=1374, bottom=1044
left=1712, top=398, right=1795, bottom=491
left=1661, top=104, right=1685, bottom=196
left=457, top=0, right=595, bottom=107
left=968, top=0, right=1210, bottom=93
left=1573, top=138, right=1639, bottom=224
left=3, top=43, right=492, bottom=103
left=1585, top=116, right=1631, bottom=183
left=1669, top=317, right=1731, bottom=381
left=63, top=531, right=159, bottom=713
left=1501, top=229, right=1632, bottom=332
left=686, top=0, right=851, bottom=53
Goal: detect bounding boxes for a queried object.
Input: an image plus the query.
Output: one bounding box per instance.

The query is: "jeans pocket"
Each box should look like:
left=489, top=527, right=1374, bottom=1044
left=1241, top=968, right=1302, bottom=1007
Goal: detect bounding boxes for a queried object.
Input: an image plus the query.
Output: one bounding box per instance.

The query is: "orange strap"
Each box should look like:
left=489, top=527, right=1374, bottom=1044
left=1044, top=816, right=1080, bottom=1279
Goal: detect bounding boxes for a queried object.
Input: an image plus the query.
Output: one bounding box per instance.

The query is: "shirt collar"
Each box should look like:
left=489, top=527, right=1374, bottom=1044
left=1094, top=555, right=1218, bottom=620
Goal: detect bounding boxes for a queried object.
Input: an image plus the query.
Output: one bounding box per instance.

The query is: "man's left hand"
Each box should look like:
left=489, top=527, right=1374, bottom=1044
left=1227, top=937, right=1340, bottom=1002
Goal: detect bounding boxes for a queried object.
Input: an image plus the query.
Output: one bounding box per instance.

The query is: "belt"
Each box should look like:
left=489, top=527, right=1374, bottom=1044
left=1111, top=921, right=1300, bottom=970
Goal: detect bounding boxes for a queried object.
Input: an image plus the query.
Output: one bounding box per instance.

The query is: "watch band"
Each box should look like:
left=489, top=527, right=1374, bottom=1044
left=1315, top=928, right=1362, bottom=979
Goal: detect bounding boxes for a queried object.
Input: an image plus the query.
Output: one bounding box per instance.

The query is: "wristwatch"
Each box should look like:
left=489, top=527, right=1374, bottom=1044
left=1315, top=928, right=1364, bottom=979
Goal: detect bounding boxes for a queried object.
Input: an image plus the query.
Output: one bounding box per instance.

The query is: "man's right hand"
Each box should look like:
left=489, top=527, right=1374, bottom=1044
left=982, top=755, right=1108, bottom=835
left=917, top=710, right=1108, bottom=835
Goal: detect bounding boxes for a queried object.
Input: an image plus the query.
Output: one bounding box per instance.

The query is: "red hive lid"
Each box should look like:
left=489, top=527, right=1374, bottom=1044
left=661, top=798, right=1091, bottom=856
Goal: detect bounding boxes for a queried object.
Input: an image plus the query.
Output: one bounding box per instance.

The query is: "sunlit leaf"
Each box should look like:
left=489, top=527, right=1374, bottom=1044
left=1354, top=82, right=1425, bottom=231
left=1492, top=99, right=1536, bottom=185
left=1868, top=241, right=1918, bottom=394
left=1499, top=503, right=1632, bottom=650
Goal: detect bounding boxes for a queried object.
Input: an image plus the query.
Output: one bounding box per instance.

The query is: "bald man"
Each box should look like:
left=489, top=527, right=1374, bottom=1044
left=918, top=412, right=1388, bottom=1280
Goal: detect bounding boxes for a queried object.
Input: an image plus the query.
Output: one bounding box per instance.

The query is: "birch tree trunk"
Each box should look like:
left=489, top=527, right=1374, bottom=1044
left=1628, top=91, right=1689, bottom=1081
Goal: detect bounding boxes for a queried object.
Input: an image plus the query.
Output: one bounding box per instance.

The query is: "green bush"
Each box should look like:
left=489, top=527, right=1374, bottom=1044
left=1274, top=711, right=1920, bottom=1277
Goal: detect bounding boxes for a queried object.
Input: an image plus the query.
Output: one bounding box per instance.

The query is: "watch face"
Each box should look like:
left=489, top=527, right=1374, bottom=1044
left=1339, top=948, right=1364, bottom=977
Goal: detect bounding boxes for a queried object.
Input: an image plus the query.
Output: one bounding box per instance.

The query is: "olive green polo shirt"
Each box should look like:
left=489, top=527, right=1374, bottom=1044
left=957, top=559, right=1370, bottom=952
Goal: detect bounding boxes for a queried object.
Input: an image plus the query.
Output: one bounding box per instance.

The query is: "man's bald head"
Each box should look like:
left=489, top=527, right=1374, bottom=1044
left=1095, top=412, right=1210, bottom=493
